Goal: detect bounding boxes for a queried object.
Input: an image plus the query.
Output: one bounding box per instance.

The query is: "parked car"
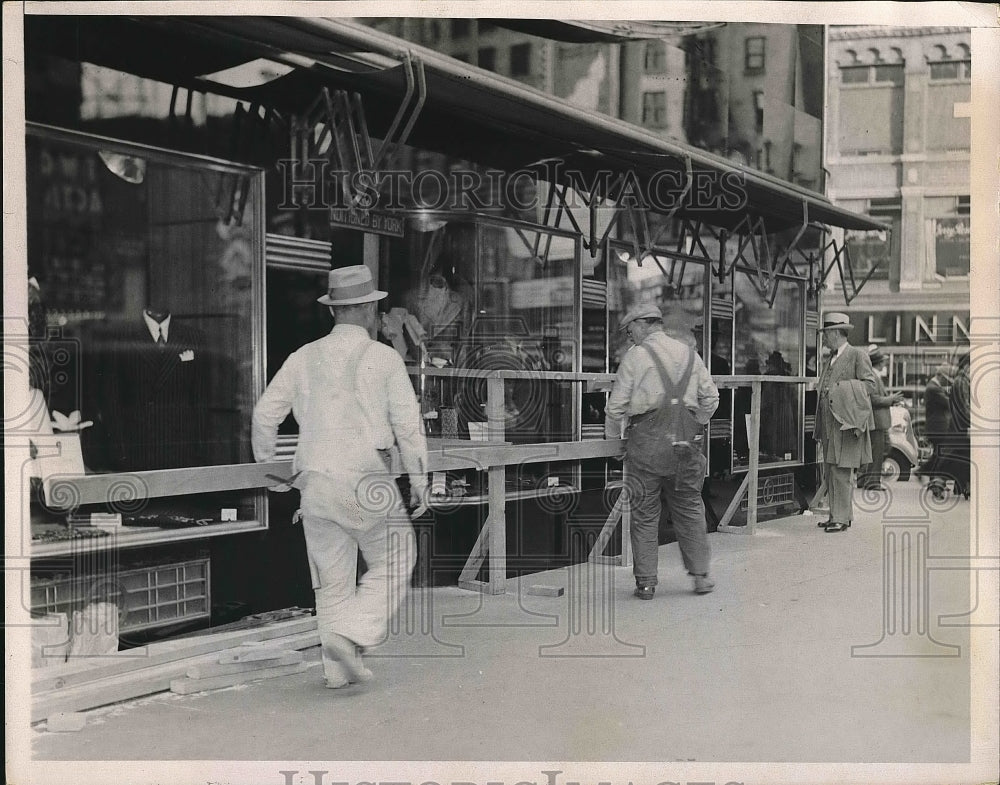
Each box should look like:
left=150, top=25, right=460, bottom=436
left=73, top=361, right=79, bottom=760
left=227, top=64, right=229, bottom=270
left=884, top=404, right=924, bottom=482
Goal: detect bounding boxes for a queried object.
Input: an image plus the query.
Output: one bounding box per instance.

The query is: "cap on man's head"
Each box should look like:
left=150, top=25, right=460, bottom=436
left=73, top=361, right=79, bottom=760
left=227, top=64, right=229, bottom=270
left=867, top=344, right=886, bottom=365
left=819, top=312, right=853, bottom=332
left=318, top=265, right=388, bottom=306
left=618, top=304, right=662, bottom=331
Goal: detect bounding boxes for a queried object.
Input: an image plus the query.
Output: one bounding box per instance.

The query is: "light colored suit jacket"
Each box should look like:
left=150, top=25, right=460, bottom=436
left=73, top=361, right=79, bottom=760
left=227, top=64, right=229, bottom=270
left=814, top=343, right=878, bottom=468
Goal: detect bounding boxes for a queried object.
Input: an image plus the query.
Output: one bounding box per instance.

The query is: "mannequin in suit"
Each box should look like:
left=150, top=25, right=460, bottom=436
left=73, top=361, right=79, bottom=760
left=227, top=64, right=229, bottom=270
left=88, top=305, right=208, bottom=471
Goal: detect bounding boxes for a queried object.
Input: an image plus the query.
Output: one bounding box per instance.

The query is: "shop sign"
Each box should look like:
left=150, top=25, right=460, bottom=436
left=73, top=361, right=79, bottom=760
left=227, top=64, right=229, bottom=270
left=849, top=310, right=970, bottom=345
left=934, top=217, right=970, bottom=277
left=329, top=207, right=404, bottom=237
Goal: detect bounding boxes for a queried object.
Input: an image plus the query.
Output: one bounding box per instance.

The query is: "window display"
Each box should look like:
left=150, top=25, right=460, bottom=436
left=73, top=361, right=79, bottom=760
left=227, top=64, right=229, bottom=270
left=732, top=272, right=804, bottom=467
left=25, top=126, right=265, bottom=552
left=26, top=127, right=262, bottom=474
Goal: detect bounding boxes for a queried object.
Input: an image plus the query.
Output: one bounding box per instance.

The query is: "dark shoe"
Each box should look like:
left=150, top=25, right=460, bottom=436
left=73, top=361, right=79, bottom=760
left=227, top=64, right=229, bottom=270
left=633, top=586, right=655, bottom=600
left=692, top=575, right=715, bottom=594
left=817, top=518, right=832, bottom=527
left=824, top=521, right=850, bottom=533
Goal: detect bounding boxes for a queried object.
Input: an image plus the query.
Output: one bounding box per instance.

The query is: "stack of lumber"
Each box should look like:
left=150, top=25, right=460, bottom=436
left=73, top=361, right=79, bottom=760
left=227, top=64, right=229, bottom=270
left=32, top=616, right=319, bottom=724
left=169, top=642, right=307, bottom=694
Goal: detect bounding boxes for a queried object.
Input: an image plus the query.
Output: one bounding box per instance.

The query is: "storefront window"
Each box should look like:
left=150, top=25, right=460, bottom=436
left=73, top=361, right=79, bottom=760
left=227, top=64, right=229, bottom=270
left=732, top=272, right=803, bottom=468
left=380, top=217, right=579, bottom=446
left=26, top=127, right=262, bottom=474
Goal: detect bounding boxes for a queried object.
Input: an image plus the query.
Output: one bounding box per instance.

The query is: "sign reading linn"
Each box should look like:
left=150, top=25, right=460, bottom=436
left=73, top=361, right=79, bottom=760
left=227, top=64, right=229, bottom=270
left=329, top=207, right=404, bottom=237
left=849, top=310, right=970, bottom=346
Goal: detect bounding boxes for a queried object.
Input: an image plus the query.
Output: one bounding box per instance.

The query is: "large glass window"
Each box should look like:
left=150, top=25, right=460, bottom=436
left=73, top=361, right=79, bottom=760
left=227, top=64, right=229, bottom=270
left=380, top=217, right=578, bottom=446
left=732, top=273, right=803, bottom=468
left=26, top=128, right=262, bottom=474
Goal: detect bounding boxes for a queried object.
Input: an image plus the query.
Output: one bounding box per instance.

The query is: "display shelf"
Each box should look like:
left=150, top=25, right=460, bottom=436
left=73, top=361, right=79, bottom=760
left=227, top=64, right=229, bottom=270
left=30, top=520, right=265, bottom=559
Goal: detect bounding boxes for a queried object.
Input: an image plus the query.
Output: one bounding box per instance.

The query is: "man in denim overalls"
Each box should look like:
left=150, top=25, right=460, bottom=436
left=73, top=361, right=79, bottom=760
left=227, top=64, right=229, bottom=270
left=606, top=305, right=720, bottom=599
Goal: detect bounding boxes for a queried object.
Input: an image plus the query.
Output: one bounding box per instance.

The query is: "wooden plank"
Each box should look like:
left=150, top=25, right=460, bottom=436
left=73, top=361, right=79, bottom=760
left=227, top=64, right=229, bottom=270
left=457, top=579, right=490, bottom=594
left=186, top=651, right=303, bottom=679
left=487, top=466, right=507, bottom=595
left=32, top=630, right=319, bottom=723
left=587, top=492, right=624, bottom=563
left=747, top=381, right=762, bottom=535
left=32, top=618, right=317, bottom=697
left=717, top=473, right=751, bottom=531
left=170, top=662, right=308, bottom=694
left=457, top=520, right=490, bottom=586
left=620, top=479, right=633, bottom=567
left=527, top=585, right=564, bottom=597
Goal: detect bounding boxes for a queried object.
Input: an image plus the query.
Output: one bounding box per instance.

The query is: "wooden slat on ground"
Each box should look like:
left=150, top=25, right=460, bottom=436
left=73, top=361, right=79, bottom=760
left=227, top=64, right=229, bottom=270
left=186, top=651, right=303, bottom=679
left=32, top=617, right=317, bottom=695
left=170, top=661, right=309, bottom=695
left=32, top=629, right=319, bottom=723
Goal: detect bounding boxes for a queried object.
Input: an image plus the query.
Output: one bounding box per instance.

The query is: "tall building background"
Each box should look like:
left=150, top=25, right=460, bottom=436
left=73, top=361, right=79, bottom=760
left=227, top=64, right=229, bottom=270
left=826, top=25, right=971, bottom=390
left=364, top=19, right=825, bottom=191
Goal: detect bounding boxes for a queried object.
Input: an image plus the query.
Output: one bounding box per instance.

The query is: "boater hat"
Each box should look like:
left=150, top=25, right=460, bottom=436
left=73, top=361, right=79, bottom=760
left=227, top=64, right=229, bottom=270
left=618, top=304, right=662, bottom=331
left=318, top=265, right=388, bottom=306
left=819, top=312, right=853, bottom=332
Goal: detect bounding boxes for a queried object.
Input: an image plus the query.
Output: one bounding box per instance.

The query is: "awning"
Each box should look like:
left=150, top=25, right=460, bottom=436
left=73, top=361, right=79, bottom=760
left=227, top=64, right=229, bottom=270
left=25, top=14, right=886, bottom=233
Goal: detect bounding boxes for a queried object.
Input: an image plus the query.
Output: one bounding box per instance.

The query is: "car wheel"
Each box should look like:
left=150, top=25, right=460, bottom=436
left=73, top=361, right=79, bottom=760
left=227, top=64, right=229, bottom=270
left=883, top=450, right=910, bottom=483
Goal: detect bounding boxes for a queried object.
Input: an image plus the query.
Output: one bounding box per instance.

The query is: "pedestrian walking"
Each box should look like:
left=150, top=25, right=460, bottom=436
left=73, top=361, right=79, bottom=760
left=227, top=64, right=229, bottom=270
left=252, top=265, right=428, bottom=688
left=813, top=313, right=878, bottom=533
left=920, top=363, right=956, bottom=499
left=943, top=352, right=972, bottom=499
left=858, top=346, right=904, bottom=491
left=605, top=304, right=720, bottom=599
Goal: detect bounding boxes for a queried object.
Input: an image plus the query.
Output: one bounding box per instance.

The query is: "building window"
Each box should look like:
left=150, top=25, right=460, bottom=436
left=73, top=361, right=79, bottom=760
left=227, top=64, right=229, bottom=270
left=509, top=43, right=531, bottom=77
left=753, top=90, right=765, bottom=134
left=844, top=197, right=899, bottom=282
left=479, top=20, right=498, bottom=34
left=451, top=19, right=471, bottom=38
left=837, top=66, right=905, bottom=155
left=930, top=60, right=971, bottom=80
left=641, top=91, right=667, bottom=127
left=478, top=47, right=496, bottom=71
left=841, top=66, right=869, bottom=84
left=956, top=194, right=971, bottom=215
left=874, top=64, right=904, bottom=85
left=841, top=64, right=905, bottom=86
left=644, top=41, right=666, bottom=72
left=744, top=37, right=765, bottom=73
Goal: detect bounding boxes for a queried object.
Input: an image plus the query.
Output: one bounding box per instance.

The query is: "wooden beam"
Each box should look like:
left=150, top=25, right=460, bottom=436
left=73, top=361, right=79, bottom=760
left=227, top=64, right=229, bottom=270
left=33, top=629, right=319, bottom=723
left=486, top=376, right=507, bottom=595
left=32, top=617, right=317, bottom=695
left=588, top=491, right=624, bottom=565
left=747, top=381, right=762, bottom=534
left=716, top=472, right=751, bottom=532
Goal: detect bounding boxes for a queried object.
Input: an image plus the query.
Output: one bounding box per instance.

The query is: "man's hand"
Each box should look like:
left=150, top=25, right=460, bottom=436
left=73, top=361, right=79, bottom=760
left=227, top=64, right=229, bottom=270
left=410, top=486, right=428, bottom=519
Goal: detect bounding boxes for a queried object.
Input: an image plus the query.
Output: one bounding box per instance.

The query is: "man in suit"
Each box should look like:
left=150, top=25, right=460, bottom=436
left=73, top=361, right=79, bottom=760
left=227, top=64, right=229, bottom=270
left=813, top=312, right=879, bottom=533
left=858, top=347, right=904, bottom=491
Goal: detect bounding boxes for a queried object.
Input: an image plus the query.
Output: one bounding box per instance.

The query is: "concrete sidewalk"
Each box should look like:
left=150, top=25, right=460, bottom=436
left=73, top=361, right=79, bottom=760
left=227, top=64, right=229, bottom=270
left=31, top=482, right=980, bottom=763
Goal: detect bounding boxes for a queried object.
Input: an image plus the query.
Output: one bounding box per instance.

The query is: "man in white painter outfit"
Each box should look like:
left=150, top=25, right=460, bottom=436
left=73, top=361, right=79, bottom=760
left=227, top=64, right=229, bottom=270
left=605, top=304, right=719, bottom=599
left=252, top=265, right=428, bottom=688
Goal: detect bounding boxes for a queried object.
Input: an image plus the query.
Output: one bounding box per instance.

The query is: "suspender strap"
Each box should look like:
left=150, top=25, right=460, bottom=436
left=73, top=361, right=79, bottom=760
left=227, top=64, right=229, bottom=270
left=642, top=343, right=696, bottom=411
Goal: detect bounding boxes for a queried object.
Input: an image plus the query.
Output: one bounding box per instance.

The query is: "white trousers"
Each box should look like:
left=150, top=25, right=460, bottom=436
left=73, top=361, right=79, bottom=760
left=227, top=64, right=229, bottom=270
left=302, top=501, right=415, bottom=682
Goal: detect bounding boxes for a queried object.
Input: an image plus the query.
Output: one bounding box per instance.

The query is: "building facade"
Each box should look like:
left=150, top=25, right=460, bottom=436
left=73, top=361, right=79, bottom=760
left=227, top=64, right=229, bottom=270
left=826, top=25, right=971, bottom=391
